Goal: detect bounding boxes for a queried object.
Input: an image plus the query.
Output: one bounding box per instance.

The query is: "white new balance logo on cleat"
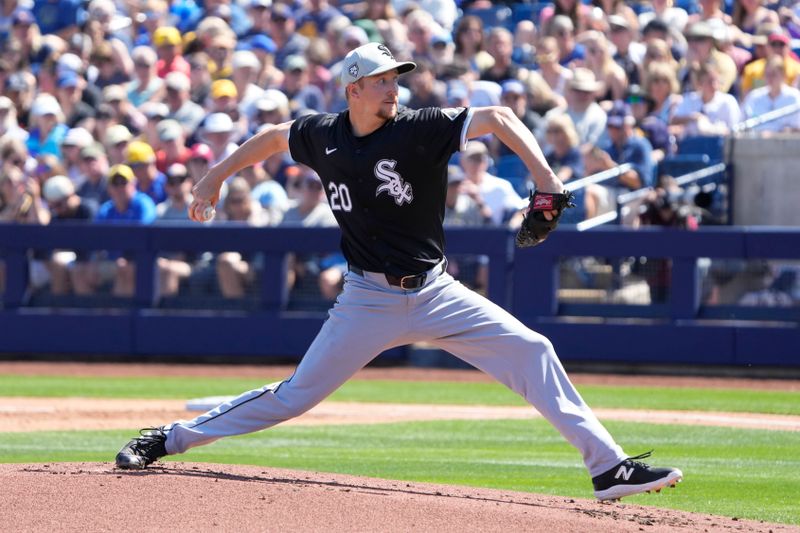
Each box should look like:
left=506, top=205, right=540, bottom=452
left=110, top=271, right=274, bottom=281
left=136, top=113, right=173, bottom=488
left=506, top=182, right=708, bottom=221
left=615, top=465, right=634, bottom=481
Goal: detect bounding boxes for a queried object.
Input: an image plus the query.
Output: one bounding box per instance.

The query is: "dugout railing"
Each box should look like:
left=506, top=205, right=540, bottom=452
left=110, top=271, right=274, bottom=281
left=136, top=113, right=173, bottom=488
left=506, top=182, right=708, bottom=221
left=0, top=223, right=798, bottom=367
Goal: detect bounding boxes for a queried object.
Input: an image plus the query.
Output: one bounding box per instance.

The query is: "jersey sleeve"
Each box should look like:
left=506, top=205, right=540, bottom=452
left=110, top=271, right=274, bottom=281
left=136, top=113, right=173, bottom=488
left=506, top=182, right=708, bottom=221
left=288, top=113, right=325, bottom=168
left=414, top=107, right=472, bottom=156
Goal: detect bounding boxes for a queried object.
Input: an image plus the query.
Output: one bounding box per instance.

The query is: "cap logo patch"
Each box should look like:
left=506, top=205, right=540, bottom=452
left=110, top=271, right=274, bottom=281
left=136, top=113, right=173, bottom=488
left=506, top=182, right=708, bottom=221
left=377, top=44, right=394, bottom=59
left=349, top=63, right=359, bottom=78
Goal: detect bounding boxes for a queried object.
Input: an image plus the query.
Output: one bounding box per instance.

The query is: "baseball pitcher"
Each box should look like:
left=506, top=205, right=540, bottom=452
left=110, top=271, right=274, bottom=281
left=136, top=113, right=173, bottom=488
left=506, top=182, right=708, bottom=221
left=115, top=43, right=682, bottom=501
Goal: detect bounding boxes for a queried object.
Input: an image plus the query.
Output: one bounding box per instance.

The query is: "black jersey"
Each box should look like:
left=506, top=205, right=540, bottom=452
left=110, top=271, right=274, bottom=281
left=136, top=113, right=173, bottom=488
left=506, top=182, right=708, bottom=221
left=289, top=106, right=470, bottom=276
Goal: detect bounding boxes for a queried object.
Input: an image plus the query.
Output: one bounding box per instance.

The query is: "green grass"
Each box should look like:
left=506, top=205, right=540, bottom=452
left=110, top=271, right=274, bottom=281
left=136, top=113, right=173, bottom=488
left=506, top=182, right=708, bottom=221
left=1, top=374, right=799, bottom=415
left=1, top=420, right=798, bottom=525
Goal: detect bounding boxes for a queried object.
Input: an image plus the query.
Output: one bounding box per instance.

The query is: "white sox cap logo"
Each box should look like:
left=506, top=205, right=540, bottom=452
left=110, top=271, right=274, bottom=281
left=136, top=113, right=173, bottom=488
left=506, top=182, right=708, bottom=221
left=341, top=43, right=416, bottom=86
left=374, top=159, right=413, bottom=206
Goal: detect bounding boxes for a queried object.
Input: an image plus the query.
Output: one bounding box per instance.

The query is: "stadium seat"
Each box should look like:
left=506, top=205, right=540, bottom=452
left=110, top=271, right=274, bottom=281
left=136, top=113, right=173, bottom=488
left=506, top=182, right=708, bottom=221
left=674, top=0, right=700, bottom=14
left=658, top=154, right=711, bottom=178
left=495, top=154, right=530, bottom=196
left=511, top=3, right=536, bottom=25
left=465, top=5, right=514, bottom=31
left=511, top=1, right=554, bottom=30
left=676, top=135, right=726, bottom=162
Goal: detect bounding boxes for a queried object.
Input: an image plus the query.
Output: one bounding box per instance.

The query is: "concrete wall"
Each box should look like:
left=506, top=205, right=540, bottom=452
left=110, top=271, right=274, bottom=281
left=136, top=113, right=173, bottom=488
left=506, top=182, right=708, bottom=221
left=730, top=134, right=800, bottom=226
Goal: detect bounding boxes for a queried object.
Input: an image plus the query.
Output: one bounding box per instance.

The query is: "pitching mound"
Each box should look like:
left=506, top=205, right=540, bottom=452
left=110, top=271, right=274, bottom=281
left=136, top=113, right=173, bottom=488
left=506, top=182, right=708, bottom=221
left=3, top=463, right=792, bottom=532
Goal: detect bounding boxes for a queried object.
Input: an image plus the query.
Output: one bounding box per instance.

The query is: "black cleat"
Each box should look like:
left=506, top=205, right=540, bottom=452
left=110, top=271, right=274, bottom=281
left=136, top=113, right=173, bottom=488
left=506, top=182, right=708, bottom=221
left=115, top=427, right=169, bottom=469
left=592, top=451, right=682, bottom=501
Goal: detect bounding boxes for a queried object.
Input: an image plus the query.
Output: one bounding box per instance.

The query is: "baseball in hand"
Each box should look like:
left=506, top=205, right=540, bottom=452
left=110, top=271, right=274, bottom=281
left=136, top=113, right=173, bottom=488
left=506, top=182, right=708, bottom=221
left=200, top=205, right=216, bottom=221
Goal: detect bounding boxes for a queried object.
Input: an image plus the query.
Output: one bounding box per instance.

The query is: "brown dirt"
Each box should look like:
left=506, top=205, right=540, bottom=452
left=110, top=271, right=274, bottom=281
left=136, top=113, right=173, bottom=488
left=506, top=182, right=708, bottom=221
left=2, top=397, right=799, bottom=433
left=2, top=361, right=799, bottom=532
left=2, top=361, right=799, bottom=390
left=4, top=462, right=796, bottom=533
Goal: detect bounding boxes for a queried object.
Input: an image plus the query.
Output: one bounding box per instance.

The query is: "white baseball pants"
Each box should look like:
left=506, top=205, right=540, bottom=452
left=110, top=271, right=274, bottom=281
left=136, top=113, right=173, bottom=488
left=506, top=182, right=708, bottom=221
left=166, top=261, right=627, bottom=477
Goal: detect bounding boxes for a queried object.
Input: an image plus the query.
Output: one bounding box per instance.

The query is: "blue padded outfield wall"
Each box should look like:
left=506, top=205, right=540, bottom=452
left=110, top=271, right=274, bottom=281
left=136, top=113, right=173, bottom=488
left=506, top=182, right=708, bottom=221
left=0, top=224, right=798, bottom=368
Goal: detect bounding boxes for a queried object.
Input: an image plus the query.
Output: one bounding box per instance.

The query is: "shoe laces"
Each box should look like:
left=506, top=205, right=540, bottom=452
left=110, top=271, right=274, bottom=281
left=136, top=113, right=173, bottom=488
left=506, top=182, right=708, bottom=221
left=625, top=450, right=654, bottom=469
left=130, top=427, right=166, bottom=454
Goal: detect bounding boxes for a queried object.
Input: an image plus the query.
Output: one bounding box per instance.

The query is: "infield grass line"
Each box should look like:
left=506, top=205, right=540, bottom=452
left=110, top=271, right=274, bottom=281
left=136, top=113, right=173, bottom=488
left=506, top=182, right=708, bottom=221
left=1, top=375, right=799, bottom=415
left=1, top=420, right=798, bottom=525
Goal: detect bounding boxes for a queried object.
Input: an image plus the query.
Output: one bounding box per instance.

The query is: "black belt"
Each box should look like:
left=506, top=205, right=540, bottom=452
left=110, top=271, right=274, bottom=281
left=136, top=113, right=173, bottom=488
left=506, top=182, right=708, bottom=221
left=349, top=260, right=446, bottom=290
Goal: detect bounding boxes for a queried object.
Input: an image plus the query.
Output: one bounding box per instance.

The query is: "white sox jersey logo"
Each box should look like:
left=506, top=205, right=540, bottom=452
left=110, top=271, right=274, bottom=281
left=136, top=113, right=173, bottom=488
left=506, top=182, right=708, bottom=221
left=374, top=159, right=413, bottom=206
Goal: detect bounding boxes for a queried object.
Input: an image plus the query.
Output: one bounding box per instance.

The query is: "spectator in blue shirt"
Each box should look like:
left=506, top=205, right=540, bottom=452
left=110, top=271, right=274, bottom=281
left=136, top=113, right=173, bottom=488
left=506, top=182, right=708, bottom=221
left=33, top=0, right=83, bottom=38
left=599, top=101, right=655, bottom=191
left=26, top=94, right=68, bottom=159
left=96, top=164, right=157, bottom=223
left=125, top=141, right=167, bottom=205
left=82, top=164, right=157, bottom=297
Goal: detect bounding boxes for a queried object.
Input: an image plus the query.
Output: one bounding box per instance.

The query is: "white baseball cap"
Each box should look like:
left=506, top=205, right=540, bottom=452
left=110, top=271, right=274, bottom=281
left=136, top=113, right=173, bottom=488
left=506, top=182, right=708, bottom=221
left=30, top=94, right=62, bottom=117
left=62, top=127, right=94, bottom=148
left=203, top=112, right=234, bottom=133
left=340, top=42, right=416, bottom=85
left=43, top=175, right=75, bottom=203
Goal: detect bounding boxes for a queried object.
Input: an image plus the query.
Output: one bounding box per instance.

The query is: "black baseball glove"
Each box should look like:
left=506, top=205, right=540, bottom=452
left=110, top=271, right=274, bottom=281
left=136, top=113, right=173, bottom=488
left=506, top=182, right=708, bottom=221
left=515, top=190, right=576, bottom=248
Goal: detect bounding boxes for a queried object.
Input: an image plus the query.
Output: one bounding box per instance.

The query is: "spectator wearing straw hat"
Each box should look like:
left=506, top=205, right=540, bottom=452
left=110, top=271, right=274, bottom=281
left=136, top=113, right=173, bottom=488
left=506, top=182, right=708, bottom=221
left=545, top=68, right=607, bottom=148
left=680, top=21, right=737, bottom=94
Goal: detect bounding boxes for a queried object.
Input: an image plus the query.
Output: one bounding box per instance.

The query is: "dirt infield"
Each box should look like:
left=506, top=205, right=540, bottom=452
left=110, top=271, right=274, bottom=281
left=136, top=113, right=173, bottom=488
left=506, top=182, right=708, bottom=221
left=2, top=397, right=800, bottom=433
left=4, top=462, right=796, bottom=533
left=3, top=362, right=799, bottom=532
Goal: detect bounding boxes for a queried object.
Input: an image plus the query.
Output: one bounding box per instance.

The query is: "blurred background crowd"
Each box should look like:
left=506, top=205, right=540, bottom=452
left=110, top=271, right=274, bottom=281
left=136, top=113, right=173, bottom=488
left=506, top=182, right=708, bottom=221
left=1, top=0, right=799, bottom=308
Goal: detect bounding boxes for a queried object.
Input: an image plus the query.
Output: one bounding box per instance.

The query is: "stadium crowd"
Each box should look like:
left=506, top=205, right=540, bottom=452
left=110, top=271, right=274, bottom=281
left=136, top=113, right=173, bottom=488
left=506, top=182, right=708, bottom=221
left=1, top=0, right=799, bottom=305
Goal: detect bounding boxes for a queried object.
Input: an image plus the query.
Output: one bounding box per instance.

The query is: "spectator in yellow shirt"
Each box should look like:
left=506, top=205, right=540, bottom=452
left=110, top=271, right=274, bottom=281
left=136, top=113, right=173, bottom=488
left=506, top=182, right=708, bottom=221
left=741, top=31, right=800, bottom=96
